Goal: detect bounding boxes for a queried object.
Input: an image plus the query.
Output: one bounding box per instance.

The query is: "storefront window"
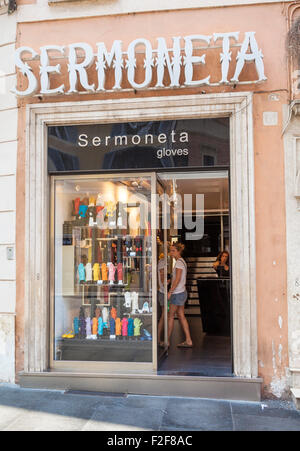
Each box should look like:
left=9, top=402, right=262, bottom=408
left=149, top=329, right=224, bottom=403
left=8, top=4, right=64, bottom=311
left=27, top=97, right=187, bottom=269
left=53, top=176, right=153, bottom=362
left=48, top=118, right=229, bottom=172
left=50, top=118, right=232, bottom=374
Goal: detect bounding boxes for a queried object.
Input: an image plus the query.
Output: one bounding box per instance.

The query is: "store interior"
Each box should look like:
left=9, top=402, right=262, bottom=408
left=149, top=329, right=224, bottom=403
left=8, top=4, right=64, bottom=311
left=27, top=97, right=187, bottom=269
left=157, top=172, right=232, bottom=376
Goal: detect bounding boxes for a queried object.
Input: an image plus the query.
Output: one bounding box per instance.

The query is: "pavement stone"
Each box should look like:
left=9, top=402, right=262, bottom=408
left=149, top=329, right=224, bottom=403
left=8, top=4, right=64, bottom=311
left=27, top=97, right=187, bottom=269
left=0, top=383, right=300, bottom=431
left=160, top=397, right=233, bottom=431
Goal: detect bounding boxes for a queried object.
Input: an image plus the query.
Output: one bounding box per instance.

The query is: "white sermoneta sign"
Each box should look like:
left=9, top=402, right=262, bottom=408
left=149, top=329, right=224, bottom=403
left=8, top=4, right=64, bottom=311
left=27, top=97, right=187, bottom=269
left=13, top=32, right=267, bottom=97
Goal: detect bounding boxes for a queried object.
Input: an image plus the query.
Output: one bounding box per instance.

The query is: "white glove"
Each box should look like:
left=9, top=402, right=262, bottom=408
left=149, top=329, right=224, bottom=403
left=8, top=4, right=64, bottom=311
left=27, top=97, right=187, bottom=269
left=85, top=263, right=93, bottom=282
left=102, top=307, right=109, bottom=324
left=131, top=292, right=139, bottom=313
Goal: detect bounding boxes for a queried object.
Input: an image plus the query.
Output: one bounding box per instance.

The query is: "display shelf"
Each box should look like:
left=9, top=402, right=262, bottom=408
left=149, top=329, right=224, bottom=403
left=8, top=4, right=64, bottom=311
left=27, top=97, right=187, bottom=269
left=59, top=338, right=152, bottom=344
left=56, top=338, right=152, bottom=362
left=59, top=197, right=153, bottom=363
left=124, top=312, right=152, bottom=316
left=123, top=256, right=151, bottom=259
left=78, top=282, right=128, bottom=287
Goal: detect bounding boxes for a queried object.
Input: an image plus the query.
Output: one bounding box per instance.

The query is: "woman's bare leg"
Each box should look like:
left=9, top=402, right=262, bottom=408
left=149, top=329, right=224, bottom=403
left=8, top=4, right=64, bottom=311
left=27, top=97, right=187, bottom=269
left=177, top=306, right=193, bottom=345
left=168, top=304, right=178, bottom=345
left=157, top=306, right=165, bottom=345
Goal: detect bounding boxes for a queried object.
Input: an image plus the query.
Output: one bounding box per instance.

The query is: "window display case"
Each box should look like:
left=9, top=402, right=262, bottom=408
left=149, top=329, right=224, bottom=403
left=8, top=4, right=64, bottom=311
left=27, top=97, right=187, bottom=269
left=52, top=175, right=155, bottom=364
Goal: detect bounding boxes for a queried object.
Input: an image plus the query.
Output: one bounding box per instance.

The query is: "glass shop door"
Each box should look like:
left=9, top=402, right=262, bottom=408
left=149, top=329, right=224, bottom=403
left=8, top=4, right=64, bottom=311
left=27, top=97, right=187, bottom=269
left=50, top=172, right=160, bottom=372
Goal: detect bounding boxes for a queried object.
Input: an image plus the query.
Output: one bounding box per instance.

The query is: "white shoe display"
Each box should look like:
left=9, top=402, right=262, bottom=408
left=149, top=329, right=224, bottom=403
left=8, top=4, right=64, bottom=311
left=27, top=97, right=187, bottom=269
left=124, top=292, right=132, bottom=308
left=142, top=301, right=150, bottom=313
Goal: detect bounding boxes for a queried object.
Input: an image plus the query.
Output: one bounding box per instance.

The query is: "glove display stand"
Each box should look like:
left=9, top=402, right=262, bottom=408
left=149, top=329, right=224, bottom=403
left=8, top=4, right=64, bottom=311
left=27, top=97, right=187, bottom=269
left=58, top=196, right=153, bottom=363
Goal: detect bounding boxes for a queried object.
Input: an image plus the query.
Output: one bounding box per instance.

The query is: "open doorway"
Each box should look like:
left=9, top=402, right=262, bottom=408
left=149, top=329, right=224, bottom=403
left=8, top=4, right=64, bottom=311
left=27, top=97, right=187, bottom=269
left=157, top=171, right=232, bottom=376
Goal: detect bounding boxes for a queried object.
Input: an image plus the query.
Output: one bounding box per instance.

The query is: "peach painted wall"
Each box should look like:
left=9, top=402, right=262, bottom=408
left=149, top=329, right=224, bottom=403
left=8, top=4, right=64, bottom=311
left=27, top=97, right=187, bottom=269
left=17, top=0, right=36, bottom=5
left=16, top=3, right=290, bottom=396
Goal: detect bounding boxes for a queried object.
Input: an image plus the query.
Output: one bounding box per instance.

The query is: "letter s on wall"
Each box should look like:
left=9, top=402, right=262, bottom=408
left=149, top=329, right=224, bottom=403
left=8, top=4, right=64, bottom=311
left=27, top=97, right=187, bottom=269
left=12, top=47, right=39, bottom=97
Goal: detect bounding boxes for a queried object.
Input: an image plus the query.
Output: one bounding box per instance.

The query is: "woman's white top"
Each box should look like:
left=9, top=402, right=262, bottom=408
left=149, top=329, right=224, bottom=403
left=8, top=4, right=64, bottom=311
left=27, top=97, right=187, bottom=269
left=172, top=258, right=187, bottom=294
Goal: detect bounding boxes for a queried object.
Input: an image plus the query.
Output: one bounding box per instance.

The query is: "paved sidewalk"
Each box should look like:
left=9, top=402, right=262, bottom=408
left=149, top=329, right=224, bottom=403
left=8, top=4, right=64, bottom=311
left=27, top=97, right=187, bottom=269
left=0, top=383, right=300, bottom=431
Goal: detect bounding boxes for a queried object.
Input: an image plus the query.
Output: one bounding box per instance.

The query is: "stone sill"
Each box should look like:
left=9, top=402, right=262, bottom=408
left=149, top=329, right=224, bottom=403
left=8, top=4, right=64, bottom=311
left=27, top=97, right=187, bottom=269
left=291, top=388, right=300, bottom=410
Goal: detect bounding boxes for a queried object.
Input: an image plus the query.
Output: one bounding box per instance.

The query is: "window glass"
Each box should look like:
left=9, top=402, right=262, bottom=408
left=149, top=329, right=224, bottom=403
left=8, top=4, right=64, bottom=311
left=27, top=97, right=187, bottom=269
left=48, top=118, right=230, bottom=172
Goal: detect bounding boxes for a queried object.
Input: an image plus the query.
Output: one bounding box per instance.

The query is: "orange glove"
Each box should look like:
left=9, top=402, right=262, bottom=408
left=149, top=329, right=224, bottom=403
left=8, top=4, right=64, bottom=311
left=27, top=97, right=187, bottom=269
left=92, top=318, right=98, bottom=335
left=111, top=307, right=117, bottom=319
left=101, top=263, right=108, bottom=281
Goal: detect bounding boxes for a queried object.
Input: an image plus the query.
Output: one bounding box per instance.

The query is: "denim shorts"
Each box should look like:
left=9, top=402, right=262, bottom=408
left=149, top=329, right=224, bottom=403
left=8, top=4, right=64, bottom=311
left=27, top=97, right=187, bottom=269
left=170, top=291, right=188, bottom=306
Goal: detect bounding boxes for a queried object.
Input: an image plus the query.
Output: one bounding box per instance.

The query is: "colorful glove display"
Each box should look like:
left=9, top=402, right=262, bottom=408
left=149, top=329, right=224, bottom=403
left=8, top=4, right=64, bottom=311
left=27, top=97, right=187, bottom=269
left=79, top=317, right=86, bottom=338
left=79, top=205, right=88, bottom=218
left=85, top=263, right=93, bottom=282
left=72, top=311, right=147, bottom=340
left=92, top=317, right=98, bottom=335
left=115, top=318, right=122, bottom=336
left=101, top=263, right=108, bottom=281
left=74, top=198, right=81, bottom=215
left=121, top=318, right=128, bottom=336
left=135, top=237, right=143, bottom=256
left=86, top=317, right=92, bottom=336
left=98, top=317, right=104, bottom=336
left=102, top=307, right=109, bottom=326
left=89, top=212, right=94, bottom=227
left=111, top=307, right=117, bottom=320
left=78, top=263, right=86, bottom=282
left=105, top=201, right=116, bottom=217
left=71, top=212, right=153, bottom=344
left=73, top=317, right=80, bottom=335
left=93, top=263, right=101, bottom=281
left=128, top=318, right=134, bottom=337
left=89, top=196, right=96, bottom=207
left=117, top=263, right=123, bottom=284
left=96, top=193, right=104, bottom=207
left=108, top=262, right=116, bottom=284
left=109, top=318, right=116, bottom=336
left=116, top=238, right=122, bottom=263
left=96, top=210, right=105, bottom=228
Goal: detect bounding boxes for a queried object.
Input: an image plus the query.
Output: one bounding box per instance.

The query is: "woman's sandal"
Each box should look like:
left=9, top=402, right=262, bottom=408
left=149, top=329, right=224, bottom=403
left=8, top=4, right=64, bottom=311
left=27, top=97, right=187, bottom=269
left=159, top=342, right=169, bottom=348
left=177, top=341, right=193, bottom=348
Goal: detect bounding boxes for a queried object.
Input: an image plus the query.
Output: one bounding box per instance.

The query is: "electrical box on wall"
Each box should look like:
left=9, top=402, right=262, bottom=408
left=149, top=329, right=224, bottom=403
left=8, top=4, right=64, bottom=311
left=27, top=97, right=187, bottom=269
left=6, top=247, right=14, bottom=261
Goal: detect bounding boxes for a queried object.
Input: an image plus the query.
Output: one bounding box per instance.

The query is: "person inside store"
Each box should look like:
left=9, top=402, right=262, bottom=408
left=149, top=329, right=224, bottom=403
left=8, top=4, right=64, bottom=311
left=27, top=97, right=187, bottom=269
left=213, top=250, right=230, bottom=278
left=167, top=243, right=193, bottom=348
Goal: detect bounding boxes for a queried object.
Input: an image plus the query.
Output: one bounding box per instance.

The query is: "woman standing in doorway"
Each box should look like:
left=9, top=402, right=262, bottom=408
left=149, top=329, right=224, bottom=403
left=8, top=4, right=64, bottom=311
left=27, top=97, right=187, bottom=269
left=168, top=243, right=193, bottom=348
